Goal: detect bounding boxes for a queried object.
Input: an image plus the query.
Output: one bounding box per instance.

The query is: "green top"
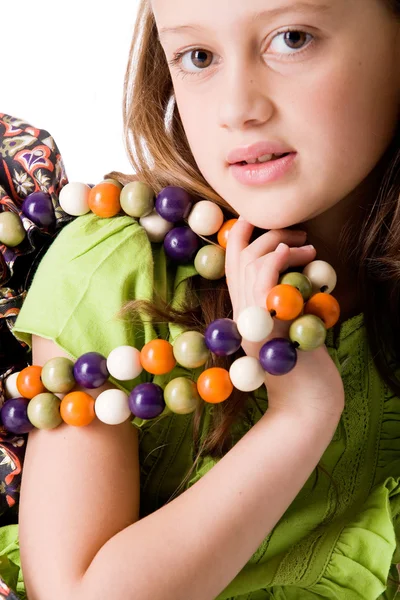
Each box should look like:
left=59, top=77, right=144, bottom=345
left=2, top=213, right=400, bottom=600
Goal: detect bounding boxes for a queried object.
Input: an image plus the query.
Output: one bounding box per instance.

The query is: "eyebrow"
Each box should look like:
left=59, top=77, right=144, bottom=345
left=158, top=2, right=332, bottom=39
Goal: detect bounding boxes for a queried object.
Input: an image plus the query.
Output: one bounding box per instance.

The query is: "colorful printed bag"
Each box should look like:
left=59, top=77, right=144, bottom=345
left=0, top=112, right=72, bottom=597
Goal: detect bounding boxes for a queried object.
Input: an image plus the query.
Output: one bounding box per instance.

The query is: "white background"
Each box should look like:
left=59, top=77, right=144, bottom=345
left=2, top=1, right=140, bottom=183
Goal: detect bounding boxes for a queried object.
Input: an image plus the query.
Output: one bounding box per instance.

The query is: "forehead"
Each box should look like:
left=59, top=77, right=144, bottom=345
left=152, top=0, right=336, bottom=37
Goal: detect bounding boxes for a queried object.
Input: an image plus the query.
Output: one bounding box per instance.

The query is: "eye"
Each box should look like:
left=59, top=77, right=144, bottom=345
left=168, top=28, right=315, bottom=79
left=168, top=49, right=215, bottom=78
left=268, top=29, right=314, bottom=56
left=183, top=49, right=214, bottom=70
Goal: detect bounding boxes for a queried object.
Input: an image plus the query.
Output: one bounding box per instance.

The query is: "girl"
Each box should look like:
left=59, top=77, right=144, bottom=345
left=1, top=0, right=400, bottom=597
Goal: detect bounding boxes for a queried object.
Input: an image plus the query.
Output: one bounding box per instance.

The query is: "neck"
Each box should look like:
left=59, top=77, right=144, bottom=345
left=297, top=150, right=392, bottom=324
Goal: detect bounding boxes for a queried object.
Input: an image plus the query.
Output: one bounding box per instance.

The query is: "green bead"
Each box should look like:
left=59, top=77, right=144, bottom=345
left=41, top=357, right=75, bottom=393
left=164, top=377, right=201, bottom=415
left=103, top=178, right=123, bottom=190
left=173, top=331, right=210, bottom=368
left=0, top=212, right=26, bottom=247
left=120, top=181, right=154, bottom=218
left=289, top=315, right=327, bottom=351
left=194, top=245, right=226, bottom=280
left=279, top=272, right=312, bottom=302
left=27, top=393, right=63, bottom=429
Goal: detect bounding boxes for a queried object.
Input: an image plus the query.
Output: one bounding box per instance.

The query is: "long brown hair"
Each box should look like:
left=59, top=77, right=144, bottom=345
left=105, top=0, right=400, bottom=518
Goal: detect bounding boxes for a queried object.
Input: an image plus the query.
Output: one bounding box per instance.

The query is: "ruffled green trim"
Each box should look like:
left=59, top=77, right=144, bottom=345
left=310, top=477, right=400, bottom=599
left=0, top=525, right=26, bottom=599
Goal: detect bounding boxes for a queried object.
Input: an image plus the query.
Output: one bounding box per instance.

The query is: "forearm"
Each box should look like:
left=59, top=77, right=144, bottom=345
left=77, top=408, right=340, bottom=600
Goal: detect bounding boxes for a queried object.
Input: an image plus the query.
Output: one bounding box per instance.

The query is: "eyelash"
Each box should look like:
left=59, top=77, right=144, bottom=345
left=168, top=28, right=315, bottom=79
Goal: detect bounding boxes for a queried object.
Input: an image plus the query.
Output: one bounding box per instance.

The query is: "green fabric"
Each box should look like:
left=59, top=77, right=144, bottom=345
left=0, top=526, right=26, bottom=599
left=3, top=213, right=400, bottom=599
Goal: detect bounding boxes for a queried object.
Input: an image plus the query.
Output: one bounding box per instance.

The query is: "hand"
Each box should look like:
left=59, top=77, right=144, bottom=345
left=225, top=218, right=345, bottom=419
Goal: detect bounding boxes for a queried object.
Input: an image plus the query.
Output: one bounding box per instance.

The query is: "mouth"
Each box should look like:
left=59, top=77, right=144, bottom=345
left=235, top=152, right=291, bottom=166
left=229, top=152, right=297, bottom=186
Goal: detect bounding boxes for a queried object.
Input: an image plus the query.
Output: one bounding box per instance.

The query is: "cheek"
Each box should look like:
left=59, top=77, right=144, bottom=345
left=174, top=91, right=215, bottom=163
left=296, top=47, right=400, bottom=190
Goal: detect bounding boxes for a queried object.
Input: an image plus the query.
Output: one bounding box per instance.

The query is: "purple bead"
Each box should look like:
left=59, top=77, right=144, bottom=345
left=128, top=383, right=165, bottom=419
left=259, top=338, right=297, bottom=376
left=155, top=187, right=193, bottom=222
left=22, top=191, right=55, bottom=227
left=73, top=352, right=109, bottom=389
left=205, top=318, right=242, bottom=356
left=1, top=398, right=35, bottom=434
left=164, top=227, right=200, bottom=262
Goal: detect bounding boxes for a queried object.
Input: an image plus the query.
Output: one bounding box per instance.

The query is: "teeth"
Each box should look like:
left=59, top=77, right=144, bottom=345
left=246, top=154, right=271, bottom=164
left=246, top=153, right=285, bottom=164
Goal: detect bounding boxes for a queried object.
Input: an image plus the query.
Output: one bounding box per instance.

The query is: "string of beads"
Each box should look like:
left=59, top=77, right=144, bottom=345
left=1, top=179, right=340, bottom=434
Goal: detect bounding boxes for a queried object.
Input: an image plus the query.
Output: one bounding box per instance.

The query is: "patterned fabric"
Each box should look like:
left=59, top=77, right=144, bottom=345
left=0, top=113, right=72, bottom=598
left=0, top=578, right=20, bottom=600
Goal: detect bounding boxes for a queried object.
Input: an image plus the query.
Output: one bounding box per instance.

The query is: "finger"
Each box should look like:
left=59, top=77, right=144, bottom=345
left=225, top=218, right=254, bottom=265
left=251, top=245, right=317, bottom=304
left=243, top=228, right=307, bottom=261
left=244, top=243, right=290, bottom=307
left=225, top=218, right=254, bottom=293
left=275, top=244, right=317, bottom=269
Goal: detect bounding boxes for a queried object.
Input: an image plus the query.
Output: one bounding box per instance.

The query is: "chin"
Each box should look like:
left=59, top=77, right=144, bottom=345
left=242, top=212, right=306, bottom=231
left=245, top=199, right=331, bottom=230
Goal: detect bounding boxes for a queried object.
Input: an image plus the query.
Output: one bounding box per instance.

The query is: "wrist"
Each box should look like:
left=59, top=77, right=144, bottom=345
left=265, top=401, right=343, bottom=425
left=257, top=406, right=342, bottom=465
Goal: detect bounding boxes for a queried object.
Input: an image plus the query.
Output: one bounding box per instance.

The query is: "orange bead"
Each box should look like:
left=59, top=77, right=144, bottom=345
left=197, top=367, right=233, bottom=403
left=140, top=339, right=176, bottom=375
left=16, top=366, right=46, bottom=399
left=88, top=182, right=121, bottom=218
left=266, top=284, right=304, bottom=321
left=60, top=391, right=95, bottom=427
left=217, top=219, right=238, bottom=249
left=304, top=293, right=340, bottom=329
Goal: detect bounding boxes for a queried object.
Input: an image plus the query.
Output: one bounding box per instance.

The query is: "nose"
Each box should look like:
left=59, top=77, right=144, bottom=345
left=218, top=59, right=275, bottom=131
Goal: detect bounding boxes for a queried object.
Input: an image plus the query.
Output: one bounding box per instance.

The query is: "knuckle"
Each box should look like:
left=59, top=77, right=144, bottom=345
left=259, top=231, right=279, bottom=248
left=244, top=260, right=257, bottom=277
left=261, top=251, right=279, bottom=268
left=268, top=229, right=286, bottom=244
left=254, top=280, right=267, bottom=297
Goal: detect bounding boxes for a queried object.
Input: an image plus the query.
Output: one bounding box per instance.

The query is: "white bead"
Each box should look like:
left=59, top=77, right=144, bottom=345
left=59, top=182, right=91, bottom=216
left=95, top=389, right=131, bottom=425
left=237, top=306, right=274, bottom=343
left=107, top=345, right=143, bottom=381
left=303, top=260, right=337, bottom=294
left=187, top=201, right=224, bottom=236
left=4, top=372, right=21, bottom=398
left=229, top=357, right=266, bottom=392
left=139, top=209, right=174, bottom=242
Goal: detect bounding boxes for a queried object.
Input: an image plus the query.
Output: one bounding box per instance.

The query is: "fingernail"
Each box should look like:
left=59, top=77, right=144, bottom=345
left=276, top=243, right=288, bottom=253
left=303, top=244, right=315, bottom=250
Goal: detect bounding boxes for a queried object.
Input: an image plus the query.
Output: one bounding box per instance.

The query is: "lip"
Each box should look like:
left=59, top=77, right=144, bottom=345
left=229, top=152, right=297, bottom=186
left=226, top=141, right=295, bottom=164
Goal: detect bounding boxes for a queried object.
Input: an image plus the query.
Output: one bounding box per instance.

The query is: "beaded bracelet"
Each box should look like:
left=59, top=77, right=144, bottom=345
left=1, top=179, right=340, bottom=433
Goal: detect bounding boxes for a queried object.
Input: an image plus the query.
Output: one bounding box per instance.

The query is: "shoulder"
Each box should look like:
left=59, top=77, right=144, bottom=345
left=12, top=213, right=161, bottom=357
left=15, top=212, right=157, bottom=321
left=38, top=212, right=152, bottom=274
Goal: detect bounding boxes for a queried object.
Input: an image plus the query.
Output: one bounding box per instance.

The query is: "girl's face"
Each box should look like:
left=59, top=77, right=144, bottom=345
left=153, top=0, right=400, bottom=229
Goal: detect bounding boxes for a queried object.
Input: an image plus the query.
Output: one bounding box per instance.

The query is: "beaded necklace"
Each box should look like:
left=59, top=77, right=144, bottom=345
left=0, top=179, right=339, bottom=434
